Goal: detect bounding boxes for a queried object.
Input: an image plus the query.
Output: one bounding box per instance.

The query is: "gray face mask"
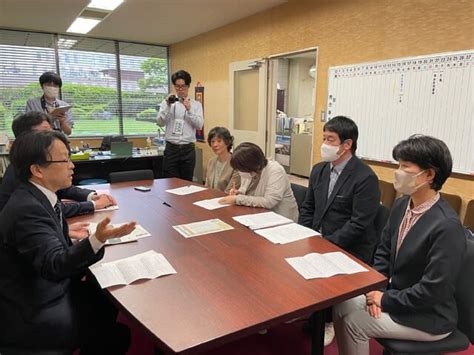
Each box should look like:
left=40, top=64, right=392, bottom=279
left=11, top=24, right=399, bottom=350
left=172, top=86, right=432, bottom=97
left=393, top=169, right=427, bottom=195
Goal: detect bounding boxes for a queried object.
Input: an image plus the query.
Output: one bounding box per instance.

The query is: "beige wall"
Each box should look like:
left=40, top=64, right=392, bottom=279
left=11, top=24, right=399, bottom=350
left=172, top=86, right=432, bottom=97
left=170, top=0, right=474, bottom=218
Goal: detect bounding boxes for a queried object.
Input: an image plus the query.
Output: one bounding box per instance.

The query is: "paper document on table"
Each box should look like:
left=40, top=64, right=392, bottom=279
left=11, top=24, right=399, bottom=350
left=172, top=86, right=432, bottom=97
left=88, top=222, right=151, bottom=245
left=173, top=218, right=233, bottom=238
left=95, top=205, right=119, bottom=212
left=286, top=252, right=368, bottom=279
left=89, top=250, right=176, bottom=288
left=232, top=211, right=293, bottom=230
left=165, top=185, right=207, bottom=195
left=193, top=197, right=230, bottom=210
left=255, top=223, right=321, bottom=244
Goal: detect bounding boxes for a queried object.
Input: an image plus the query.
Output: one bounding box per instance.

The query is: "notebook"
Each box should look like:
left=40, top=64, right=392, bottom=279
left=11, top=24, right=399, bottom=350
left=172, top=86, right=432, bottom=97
left=111, top=141, right=133, bottom=157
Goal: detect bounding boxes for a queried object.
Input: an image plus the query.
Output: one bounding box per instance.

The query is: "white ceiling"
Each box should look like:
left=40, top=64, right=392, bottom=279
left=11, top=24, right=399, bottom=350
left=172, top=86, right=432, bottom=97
left=0, top=0, right=287, bottom=46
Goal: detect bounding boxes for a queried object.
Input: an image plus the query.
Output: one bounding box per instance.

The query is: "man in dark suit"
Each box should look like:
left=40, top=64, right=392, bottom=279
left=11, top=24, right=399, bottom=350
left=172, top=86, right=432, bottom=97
left=0, top=130, right=136, bottom=353
left=299, top=116, right=380, bottom=264
left=333, top=135, right=466, bottom=355
left=0, top=111, right=116, bottom=218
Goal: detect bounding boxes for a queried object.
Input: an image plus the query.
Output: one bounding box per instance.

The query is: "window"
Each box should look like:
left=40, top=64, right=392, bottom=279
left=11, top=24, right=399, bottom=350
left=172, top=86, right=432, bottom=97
left=0, top=29, right=169, bottom=138
left=119, top=42, right=168, bottom=136
left=0, top=30, right=56, bottom=137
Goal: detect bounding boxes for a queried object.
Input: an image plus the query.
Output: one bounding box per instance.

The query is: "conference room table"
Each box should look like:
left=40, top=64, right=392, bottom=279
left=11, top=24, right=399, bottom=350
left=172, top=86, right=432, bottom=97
left=70, top=178, right=387, bottom=354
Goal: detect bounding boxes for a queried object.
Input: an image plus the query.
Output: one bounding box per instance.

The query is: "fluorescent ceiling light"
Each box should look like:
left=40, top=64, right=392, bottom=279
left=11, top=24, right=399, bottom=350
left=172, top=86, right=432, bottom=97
left=67, top=17, right=101, bottom=34
left=87, top=0, right=124, bottom=11
left=57, top=38, right=78, bottom=49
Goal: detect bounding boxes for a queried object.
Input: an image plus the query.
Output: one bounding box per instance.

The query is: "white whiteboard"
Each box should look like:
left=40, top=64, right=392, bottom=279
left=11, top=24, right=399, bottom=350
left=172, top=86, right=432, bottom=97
left=327, top=50, right=474, bottom=175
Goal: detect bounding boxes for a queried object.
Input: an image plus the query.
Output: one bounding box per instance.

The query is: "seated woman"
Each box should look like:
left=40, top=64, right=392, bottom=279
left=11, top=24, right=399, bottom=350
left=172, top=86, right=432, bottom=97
left=219, top=142, right=298, bottom=222
left=204, top=127, right=240, bottom=193
left=333, top=135, right=466, bottom=355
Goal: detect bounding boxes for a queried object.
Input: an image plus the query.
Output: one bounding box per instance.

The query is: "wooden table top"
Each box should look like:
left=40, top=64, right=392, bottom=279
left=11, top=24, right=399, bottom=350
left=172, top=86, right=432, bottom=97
left=71, top=178, right=387, bottom=354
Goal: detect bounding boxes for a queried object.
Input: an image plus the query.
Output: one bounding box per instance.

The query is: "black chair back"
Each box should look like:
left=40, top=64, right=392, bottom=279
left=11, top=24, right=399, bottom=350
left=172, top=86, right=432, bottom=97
left=290, top=183, right=308, bottom=212
left=464, top=200, right=474, bottom=232
left=456, top=237, right=474, bottom=343
left=371, top=203, right=389, bottom=264
left=109, top=169, right=154, bottom=183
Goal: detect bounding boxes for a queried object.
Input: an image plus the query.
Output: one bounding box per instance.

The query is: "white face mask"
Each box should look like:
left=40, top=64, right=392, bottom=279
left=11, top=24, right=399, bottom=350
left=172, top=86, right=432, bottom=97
left=393, top=169, right=426, bottom=195
left=239, top=172, right=255, bottom=180
left=43, top=86, right=59, bottom=99
left=320, top=143, right=342, bottom=162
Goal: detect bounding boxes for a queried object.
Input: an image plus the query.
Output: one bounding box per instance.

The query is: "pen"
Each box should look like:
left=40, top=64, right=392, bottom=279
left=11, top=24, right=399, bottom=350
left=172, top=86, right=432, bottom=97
left=163, top=202, right=172, bottom=208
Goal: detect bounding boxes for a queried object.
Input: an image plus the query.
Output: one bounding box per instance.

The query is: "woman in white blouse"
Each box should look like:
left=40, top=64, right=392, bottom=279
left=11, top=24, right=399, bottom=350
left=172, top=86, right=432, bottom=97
left=219, top=142, right=298, bottom=222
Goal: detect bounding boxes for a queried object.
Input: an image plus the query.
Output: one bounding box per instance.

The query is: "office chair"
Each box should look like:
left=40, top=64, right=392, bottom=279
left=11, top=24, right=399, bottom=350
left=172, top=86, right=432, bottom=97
left=371, top=203, right=390, bottom=265
left=290, top=183, right=308, bottom=212
left=378, top=180, right=397, bottom=209
left=376, top=237, right=474, bottom=354
left=109, top=169, right=154, bottom=183
left=440, top=192, right=463, bottom=216
left=464, top=200, right=474, bottom=232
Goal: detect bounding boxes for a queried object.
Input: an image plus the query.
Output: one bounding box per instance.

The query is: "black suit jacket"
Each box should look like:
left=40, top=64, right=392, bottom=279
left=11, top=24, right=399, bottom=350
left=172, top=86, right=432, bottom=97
left=0, top=164, right=95, bottom=217
left=0, top=182, right=104, bottom=347
left=299, top=156, right=380, bottom=263
left=374, top=196, right=466, bottom=335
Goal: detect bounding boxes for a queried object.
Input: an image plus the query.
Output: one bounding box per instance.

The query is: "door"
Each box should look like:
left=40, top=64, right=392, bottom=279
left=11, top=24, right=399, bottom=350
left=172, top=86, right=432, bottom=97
left=229, top=59, right=268, bottom=151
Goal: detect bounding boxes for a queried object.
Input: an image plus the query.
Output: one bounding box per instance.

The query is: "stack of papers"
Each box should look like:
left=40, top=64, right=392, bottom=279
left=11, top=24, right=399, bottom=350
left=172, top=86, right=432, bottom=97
left=193, top=197, right=230, bottom=210
left=173, top=218, right=233, bottom=238
left=88, top=222, right=152, bottom=245
left=89, top=250, right=176, bottom=288
left=255, top=223, right=320, bottom=244
left=165, top=185, right=207, bottom=195
left=232, top=211, right=293, bottom=230
left=286, top=252, right=368, bottom=279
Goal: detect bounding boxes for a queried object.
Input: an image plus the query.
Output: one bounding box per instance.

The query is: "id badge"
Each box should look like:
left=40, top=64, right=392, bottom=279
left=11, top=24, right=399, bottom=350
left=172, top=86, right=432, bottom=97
left=172, top=118, right=184, bottom=136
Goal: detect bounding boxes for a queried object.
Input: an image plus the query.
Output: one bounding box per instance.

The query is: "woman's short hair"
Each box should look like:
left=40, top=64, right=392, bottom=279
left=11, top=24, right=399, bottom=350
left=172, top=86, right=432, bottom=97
left=207, top=127, right=234, bottom=152
left=10, top=130, right=69, bottom=182
left=230, top=142, right=268, bottom=173
left=39, top=72, right=62, bottom=88
left=392, top=134, right=452, bottom=191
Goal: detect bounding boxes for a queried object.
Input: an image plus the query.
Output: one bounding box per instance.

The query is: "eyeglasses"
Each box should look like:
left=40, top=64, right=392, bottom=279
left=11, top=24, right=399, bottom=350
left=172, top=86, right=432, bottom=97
left=44, top=157, right=72, bottom=164
left=174, top=84, right=188, bottom=90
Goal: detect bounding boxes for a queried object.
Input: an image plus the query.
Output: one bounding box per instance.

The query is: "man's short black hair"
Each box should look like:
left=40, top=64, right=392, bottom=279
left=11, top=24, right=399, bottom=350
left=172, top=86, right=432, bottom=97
left=12, top=111, right=52, bottom=138
left=323, top=116, right=358, bottom=153
left=10, top=131, right=69, bottom=182
left=392, top=134, right=452, bottom=191
left=230, top=142, right=268, bottom=173
left=207, top=127, right=234, bottom=152
left=39, top=71, right=62, bottom=87
left=171, top=70, right=192, bottom=86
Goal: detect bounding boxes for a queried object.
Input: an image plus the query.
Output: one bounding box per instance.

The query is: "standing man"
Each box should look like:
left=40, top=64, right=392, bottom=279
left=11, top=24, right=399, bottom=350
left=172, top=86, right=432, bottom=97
left=0, top=130, right=135, bottom=353
left=299, top=116, right=380, bottom=264
left=26, top=71, right=73, bottom=135
left=157, top=70, right=204, bottom=181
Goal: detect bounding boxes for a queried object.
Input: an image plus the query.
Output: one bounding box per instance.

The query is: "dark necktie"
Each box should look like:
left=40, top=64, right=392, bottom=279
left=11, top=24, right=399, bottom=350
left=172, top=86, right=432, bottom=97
left=54, top=202, right=63, bottom=230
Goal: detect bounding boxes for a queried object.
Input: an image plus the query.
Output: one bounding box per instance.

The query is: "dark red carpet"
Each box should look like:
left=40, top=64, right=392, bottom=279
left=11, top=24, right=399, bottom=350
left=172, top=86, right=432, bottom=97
left=120, top=313, right=474, bottom=354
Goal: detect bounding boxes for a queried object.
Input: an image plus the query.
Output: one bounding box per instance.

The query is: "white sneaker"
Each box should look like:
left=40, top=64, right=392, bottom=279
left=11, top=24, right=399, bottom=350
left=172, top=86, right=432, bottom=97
left=324, top=322, right=335, bottom=346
